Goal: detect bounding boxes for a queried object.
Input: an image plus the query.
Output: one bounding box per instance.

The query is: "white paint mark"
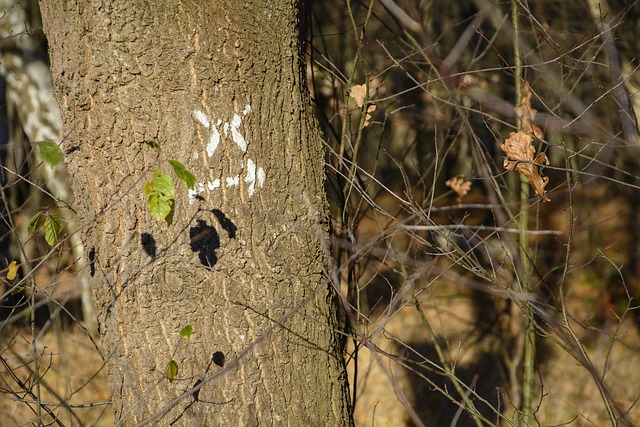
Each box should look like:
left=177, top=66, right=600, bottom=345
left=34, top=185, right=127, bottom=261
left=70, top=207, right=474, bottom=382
left=188, top=182, right=207, bottom=204
left=245, top=159, right=257, bottom=197
left=193, top=152, right=199, bottom=159
left=188, top=188, right=198, bottom=204
left=190, top=104, right=262, bottom=198
left=207, top=125, right=220, bottom=157
left=192, top=110, right=210, bottom=128
left=208, top=179, right=220, bottom=190
left=230, top=113, right=247, bottom=152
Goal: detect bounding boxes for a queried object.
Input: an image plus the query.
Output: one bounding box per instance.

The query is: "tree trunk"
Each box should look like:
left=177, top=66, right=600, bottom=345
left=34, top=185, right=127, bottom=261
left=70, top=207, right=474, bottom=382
left=39, top=1, right=352, bottom=425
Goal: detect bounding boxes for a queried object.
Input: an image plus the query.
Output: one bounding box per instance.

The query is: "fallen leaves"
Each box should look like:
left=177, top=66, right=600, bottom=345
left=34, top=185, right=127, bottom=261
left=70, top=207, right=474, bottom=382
left=501, top=131, right=550, bottom=202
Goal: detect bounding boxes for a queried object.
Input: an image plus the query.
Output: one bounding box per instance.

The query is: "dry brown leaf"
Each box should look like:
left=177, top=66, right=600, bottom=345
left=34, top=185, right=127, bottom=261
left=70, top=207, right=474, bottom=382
left=445, top=175, right=472, bottom=202
left=514, top=83, right=544, bottom=139
left=350, top=84, right=367, bottom=107
left=501, top=131, right=550, bottom=202
left=350, top=84, right=376, bottom=127
left=363, top=104, right=376, bottom=127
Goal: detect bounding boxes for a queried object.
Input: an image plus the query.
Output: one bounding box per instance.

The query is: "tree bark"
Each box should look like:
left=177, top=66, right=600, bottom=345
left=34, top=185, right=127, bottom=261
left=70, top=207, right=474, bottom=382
left=39, top=1, right=352, bottom=425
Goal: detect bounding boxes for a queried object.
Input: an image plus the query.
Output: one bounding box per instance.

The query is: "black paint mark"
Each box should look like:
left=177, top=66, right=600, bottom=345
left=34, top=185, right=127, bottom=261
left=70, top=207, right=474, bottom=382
left=88, top=247, right=96, bottom=277
left=212, top=209, right=237, bottom=238
left=212, top=351, right=225, bottom=368
left=141, top=232, right=157, bottom=258
left=189, top=220, right=220, bottom=267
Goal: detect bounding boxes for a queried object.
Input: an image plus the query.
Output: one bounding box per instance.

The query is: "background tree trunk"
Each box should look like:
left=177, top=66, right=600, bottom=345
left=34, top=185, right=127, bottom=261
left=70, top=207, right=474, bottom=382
left=39, top=1, right=352, bottom=425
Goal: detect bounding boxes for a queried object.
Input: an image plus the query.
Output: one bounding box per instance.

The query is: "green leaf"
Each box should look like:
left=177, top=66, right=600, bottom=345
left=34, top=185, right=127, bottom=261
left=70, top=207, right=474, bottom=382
left=28, top=212, right=43, bottom=234
left=168, top=160, right=196, bottom=190
left=165, top=201, right=175, bottom=225
left=43, top=214, right=61, bottom=246
left=143, top=139, right=161, bottom=150
left=179, top=325, right=193, bottom=340
left=39, top=141, right=62, bottom=167
left=143, top=180, right=157, bottom=196
left=154, top=173, right=175, bottom=200
left=145, top=169, right=176, bottom=223
left=147, top=194, right=173, bottom=222
left=165, top=360, right=179, bottom=380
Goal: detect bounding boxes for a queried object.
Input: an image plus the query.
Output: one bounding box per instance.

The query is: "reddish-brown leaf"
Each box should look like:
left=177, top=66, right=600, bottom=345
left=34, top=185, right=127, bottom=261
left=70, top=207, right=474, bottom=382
left=501, top=131, right=550, bottom=202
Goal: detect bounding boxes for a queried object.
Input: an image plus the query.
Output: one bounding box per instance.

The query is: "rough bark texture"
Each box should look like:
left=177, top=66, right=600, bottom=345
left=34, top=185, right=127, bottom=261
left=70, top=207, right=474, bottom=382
left=39, top=1, right=352, bottom=425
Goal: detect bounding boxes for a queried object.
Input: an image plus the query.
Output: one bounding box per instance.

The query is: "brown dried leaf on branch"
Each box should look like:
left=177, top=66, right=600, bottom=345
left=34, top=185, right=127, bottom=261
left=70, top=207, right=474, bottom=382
left=350, top=84, right=367, bottom=107
left=350, top=84, right=376, bottom=127
left=514, top=83, right=544, bottom=139
left=362, top=105, right=376, bottom=126
left=501, top=131, right=551, bottom=202
left=445, top=175, right=472, bottom=202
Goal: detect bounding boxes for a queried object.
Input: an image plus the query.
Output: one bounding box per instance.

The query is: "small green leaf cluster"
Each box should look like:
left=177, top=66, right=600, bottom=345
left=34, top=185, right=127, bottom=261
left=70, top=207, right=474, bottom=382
left=144, top=168, right=175, bottom=224
left=165, top=359, right=179, bottom=381
left=164, top=324, right=193, bottom=381
left=169, top=160, right=196, bottom=190
left=142, top=140, right=196, bottom=224
left=179, top=324, right=193, bottom=340
left=26, top=142, right=64, bottom=247
left=28, top=211, right=61, bottom=246
left=39, top=141, right=62, bottom=167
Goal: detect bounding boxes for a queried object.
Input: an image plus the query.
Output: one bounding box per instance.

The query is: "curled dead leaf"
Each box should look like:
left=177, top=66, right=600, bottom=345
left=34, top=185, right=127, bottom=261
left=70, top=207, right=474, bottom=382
left=514, top=83, right=544, bottom=139
left=501, top=131, right=550, bottom=202
left=445, top=175, right=472, bottom=202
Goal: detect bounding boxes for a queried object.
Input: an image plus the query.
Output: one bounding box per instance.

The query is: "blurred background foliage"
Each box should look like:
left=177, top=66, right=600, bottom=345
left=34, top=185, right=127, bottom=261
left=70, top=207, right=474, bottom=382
left=309, top=0, right=640, bottom=425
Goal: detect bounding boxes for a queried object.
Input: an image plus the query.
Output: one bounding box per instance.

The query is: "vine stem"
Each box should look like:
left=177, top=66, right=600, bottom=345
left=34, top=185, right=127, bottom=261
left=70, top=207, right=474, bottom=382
left=511, top=2, right=537, bottom=426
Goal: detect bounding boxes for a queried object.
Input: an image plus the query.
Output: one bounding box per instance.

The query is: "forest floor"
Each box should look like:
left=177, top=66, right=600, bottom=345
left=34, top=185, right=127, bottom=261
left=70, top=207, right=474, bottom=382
left=2, top=266, right=638, bottom=426
left=347, top=275, right=640, bottom=426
